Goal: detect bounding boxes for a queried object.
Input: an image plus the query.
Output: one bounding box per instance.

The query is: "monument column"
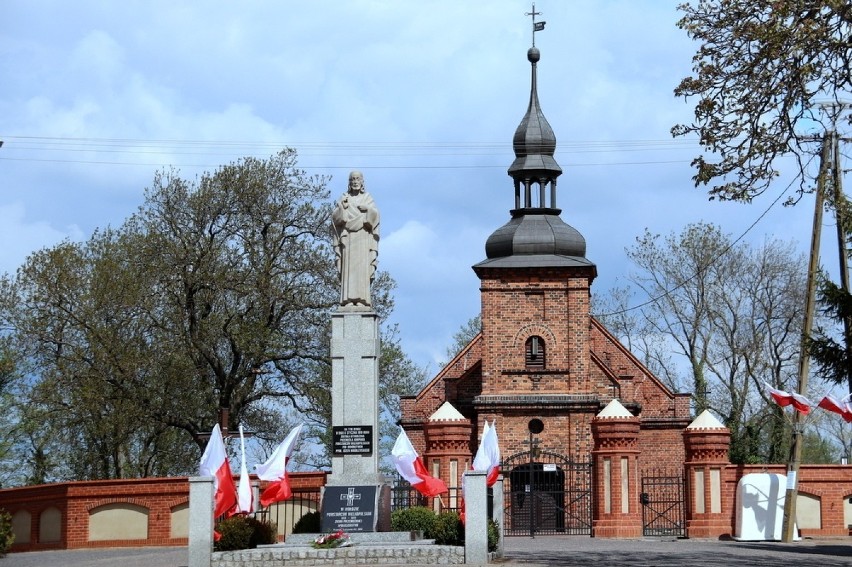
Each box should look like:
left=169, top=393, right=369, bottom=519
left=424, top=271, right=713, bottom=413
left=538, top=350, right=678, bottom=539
left=323, top=171, right=388, bottom=532
left=328, top=309, right=382, bottom=485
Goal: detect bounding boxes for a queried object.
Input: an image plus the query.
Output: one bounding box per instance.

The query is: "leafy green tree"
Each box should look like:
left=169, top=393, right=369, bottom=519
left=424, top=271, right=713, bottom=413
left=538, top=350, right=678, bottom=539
left=0, top=150, right=423, bottom=482
left=0, top=343, right=23, bottom=487
left=673, top=0, right=852, bottom=202
left=809, top=277, right=852, bottom=393
left=800, top=430, right=840, bottom=464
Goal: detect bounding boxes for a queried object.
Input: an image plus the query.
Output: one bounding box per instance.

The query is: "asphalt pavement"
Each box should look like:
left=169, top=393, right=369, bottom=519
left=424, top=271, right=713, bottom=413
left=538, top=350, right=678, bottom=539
left=1, top=536, right=850, bottom=567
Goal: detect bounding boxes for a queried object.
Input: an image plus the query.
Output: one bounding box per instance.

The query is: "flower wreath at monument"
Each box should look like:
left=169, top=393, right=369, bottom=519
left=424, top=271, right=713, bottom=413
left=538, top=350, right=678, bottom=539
left=311, top=529, right=352, bottom=549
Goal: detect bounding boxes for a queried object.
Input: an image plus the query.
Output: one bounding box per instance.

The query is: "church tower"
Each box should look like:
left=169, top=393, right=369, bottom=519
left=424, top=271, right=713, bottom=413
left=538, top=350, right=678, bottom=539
left=399, top=18, right=691, bottom=534
left=472, top=37, right=599, bottom=461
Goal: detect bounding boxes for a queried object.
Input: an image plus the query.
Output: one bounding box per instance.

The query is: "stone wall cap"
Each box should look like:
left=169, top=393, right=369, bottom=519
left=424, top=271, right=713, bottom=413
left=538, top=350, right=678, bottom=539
left=429, top=401, right=467, bottom=421
left=596, top=399, right=633, bottom=419
left=686, top=409, right=726, bottom=430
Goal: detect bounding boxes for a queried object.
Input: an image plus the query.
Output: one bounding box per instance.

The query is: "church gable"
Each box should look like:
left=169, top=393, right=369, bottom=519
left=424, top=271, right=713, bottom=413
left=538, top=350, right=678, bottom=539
left=589, top=316, right=691, bottom=420
left=399, top=334, right=482, bottom=429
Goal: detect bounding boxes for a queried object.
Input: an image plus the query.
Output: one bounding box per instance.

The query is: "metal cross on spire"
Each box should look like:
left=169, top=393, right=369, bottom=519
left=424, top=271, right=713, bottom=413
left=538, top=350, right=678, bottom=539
left=525, top=3, right=546, bottom=46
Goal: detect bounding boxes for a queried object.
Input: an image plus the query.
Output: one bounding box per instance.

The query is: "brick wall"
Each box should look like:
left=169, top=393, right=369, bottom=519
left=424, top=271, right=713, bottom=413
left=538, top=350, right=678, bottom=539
left=0, top=472, right=326, bottom=552
left=721, top=464, right=852, bottom=538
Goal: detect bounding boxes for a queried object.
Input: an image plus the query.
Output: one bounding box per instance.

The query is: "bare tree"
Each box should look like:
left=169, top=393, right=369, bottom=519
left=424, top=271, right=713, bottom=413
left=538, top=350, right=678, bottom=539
left=596, top=223, right=808, bottom=463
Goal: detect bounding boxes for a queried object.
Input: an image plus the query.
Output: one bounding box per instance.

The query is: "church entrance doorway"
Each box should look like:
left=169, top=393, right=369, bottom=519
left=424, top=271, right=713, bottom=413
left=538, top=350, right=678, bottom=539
left=502, top=450, right=592, bottom=536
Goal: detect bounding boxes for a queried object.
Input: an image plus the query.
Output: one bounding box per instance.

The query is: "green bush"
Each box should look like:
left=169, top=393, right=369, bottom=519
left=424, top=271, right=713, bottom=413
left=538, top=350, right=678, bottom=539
left=432, top=511, right=463, bottom=545
left=0, top=509, right=13, bottom=557
left=390, top=506, right=437, bottom=538
left=292, top=510, right=320, bottom=534
left=487, top=519, right=499, bottom=552
left=214, top=515, right=277, bottom=551
left=246, top=516, right=277, bottom=548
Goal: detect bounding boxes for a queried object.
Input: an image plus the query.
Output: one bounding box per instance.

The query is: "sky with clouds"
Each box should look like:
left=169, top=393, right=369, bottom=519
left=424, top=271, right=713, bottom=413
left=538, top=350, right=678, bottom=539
left=0, top=1, right=838, bottom=375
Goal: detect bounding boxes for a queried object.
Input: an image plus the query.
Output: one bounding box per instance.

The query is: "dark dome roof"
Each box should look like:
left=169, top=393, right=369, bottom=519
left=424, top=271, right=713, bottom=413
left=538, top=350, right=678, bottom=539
left=484, top=211, right=586, bottom=259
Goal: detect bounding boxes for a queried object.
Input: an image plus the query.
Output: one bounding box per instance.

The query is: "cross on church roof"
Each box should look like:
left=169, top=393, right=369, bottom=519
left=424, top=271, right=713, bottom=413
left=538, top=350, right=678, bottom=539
left=525, top=3, right=546, bottom=46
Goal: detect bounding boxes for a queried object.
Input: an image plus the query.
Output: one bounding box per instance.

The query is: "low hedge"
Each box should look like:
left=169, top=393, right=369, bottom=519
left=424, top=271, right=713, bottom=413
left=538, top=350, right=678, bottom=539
left=391, top=506, right=498, bottom=551
left=214, top=515, right=277, bottom=551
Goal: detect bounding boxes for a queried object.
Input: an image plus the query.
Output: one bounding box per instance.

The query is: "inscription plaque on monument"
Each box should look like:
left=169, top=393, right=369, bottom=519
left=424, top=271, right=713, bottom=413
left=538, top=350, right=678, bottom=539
left=332, top=425, right=373, bottom=455
left=321, top=485, right=378, bottom=532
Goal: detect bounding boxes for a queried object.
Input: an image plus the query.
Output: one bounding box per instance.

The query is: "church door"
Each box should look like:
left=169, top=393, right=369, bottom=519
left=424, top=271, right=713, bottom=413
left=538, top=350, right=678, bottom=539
left=502, top=450, right=592, bottom=536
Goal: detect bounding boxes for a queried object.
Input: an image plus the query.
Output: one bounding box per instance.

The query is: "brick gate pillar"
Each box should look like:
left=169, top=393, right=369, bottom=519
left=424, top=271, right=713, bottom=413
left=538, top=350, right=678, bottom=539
left=682, top=410, right=731, bottom=539
left=591, top=399, right=642, bottom=538
left=424, top=402, right=472, bottom=510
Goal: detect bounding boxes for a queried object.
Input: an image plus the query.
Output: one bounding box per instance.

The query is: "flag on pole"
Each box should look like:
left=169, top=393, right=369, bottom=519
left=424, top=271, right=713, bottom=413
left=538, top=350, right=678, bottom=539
left=764, top=382, right=813, bottom=414
left=534, top=21, right=546, bottom=31
left=472, top=420, right=501, bottom=487
left=255, top=424, right=303, bottom=507
left=236, top=425, right=253, bottom=514
left=198, top=423, right=238, bottom=518
left=391, top=427, right=448, bottom=497
left=817, top=393, right=852, bottom=422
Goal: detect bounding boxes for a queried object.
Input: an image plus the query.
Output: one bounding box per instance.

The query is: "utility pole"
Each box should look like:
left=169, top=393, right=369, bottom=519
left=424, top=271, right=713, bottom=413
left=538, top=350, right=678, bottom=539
left=780, top=131, right=832, bottom=542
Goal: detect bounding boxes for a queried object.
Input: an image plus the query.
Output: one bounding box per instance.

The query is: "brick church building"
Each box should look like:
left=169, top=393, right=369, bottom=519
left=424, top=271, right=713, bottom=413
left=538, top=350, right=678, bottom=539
left=399, top=37, right=693, bottom=535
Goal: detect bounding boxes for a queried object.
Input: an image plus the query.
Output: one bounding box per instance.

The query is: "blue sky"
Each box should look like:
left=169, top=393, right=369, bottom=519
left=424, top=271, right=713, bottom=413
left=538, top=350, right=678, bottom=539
left=0, top=1, right=833, bottom=374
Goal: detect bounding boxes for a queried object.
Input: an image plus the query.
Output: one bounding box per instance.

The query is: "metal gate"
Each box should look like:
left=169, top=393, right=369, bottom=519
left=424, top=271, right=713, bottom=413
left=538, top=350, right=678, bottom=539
left=502, top=450, right=592, bottom=536
left=640, top=470, right=685, bottom=537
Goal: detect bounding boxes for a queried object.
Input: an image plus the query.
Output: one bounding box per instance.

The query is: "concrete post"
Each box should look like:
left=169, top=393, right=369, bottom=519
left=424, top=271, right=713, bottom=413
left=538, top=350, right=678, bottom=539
left=188, top=476, right=214, bottom=567
left=491, top=476, right=504, bottom=558
left=464, top=470, right=488, bottom=565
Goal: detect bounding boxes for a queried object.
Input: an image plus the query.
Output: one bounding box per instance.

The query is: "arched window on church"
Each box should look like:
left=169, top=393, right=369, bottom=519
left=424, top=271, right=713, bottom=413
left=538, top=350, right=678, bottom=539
left=525, top=336, right=545, bottom=369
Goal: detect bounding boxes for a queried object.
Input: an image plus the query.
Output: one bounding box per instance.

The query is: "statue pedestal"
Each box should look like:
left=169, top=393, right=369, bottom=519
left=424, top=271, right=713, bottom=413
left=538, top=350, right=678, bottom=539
left=324, top=309, right=389, bottom=531
left=327, top=309, right=382, bottom=485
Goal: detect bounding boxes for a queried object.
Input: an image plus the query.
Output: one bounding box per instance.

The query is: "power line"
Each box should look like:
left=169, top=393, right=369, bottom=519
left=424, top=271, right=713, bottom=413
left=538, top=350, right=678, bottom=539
left=597, top=165, right=812, bottom=318
left=0, top=134, right=700, bottom=169
left=0, top=156, right=692, bottom=169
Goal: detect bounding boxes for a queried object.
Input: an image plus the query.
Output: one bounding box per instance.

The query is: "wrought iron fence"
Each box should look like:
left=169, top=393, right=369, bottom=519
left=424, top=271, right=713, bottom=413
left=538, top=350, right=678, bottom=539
left=389, top=473, right=464, bottom=515
left=640, top=469, right=686, bottom=537
left=261, top=487, right=322, bottom=541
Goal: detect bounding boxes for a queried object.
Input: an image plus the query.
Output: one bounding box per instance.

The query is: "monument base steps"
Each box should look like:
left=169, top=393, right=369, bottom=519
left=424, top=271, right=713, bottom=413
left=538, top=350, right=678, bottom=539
left=211, top=543, right=466, bottom=566
left=210, top=531, right=486, bottom=566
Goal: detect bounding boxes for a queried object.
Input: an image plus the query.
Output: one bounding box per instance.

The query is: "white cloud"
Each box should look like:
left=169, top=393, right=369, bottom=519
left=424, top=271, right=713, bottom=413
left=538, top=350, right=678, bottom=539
left=0, top=0, right=824, bottom=372
left=0, top=203, right=84, bottom=275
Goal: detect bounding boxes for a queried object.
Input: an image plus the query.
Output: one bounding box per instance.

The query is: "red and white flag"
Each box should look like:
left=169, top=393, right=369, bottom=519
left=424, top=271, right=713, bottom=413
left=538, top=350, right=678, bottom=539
left=764, top=382, right=813, bottom=414
left=198, top=423, right=238, bottom=518
left=391, top=427, right=448, bottom=497
left=236, top=425, right=253, bottom=514
left=472, top=420, right=501, bottom=487
left=255, top=424, right=303, bottom=507
left=817, top=393, right=852, bottom=423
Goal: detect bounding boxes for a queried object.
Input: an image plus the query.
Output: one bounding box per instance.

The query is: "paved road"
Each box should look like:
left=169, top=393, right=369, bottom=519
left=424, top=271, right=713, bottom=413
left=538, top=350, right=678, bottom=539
left=505, top=536, right=852, bottom=566
left=2, top=537, right=850, bottom=567
left=0, top=546, right=188, bottom=567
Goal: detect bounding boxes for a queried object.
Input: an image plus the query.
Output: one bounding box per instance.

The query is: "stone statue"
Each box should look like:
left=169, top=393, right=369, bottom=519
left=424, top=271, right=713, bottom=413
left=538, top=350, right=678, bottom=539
left=331, top=171, right=380, bottom=307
